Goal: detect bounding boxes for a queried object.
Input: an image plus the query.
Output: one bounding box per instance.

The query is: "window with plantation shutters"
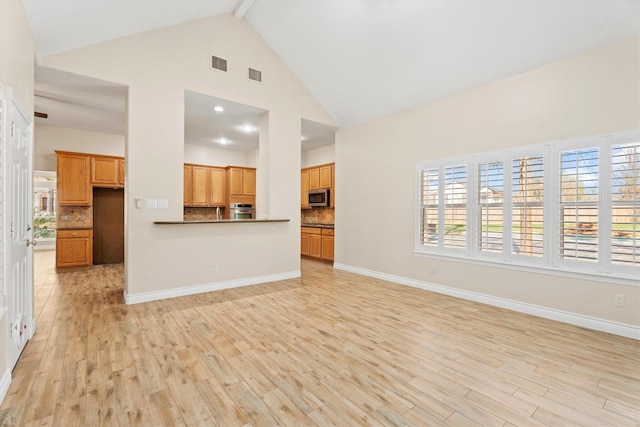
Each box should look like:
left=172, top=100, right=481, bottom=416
left=420, top=168, right=439, bottom=247
left=611, top=142, right=639, bottom=267
left=415, top=129, right=639, bottom=283
left=477, top=161, right=503, bottom=253
left=443, top=165, right=467, bottom=249
left=512, top=155, right=544, bottom=257
left=559, top=148, right=599, bottom=262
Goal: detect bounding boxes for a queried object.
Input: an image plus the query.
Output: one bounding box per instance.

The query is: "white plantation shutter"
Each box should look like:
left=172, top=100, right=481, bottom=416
left=611, top=142, right=639, bottom=266
left=477, top=161, right=503, bottom=253
left=512, top=155, right=544, bottom=257
left=420, top=168, right=439, bottom=246
left=559, top=148, right=599, bottom=262
left=443, top=165, right=466, bottom=249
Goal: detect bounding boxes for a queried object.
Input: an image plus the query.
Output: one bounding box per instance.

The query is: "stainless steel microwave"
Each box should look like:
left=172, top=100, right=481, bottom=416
left=308, top=189, right=330, bottom=207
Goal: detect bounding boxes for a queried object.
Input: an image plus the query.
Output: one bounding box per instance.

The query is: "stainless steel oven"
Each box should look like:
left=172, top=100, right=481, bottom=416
left=229, top=203, right=255, bottom=220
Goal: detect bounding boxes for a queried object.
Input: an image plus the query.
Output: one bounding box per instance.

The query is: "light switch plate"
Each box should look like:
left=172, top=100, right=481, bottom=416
left=146, top=199, right=157, bottom=209
left=157, top=199, right=169, bottom=209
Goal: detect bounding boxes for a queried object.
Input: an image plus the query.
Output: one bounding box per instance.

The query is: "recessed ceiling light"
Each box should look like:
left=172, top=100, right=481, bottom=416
left=240, top=124, right=255, bottom=133
left=216, top=138, right=231, bottom=145
left=214, top=106, right=224, bottom=112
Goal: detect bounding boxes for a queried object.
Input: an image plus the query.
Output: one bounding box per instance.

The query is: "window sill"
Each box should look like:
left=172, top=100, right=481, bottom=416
left=413, top=250, right=639, bottom=286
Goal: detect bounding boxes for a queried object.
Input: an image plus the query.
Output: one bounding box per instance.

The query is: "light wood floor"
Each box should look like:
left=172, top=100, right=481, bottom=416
left=1, top=251, right=638, bottom=426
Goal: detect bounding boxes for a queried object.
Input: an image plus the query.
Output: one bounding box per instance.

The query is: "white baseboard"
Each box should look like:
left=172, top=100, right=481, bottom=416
left=0, top=369, right=10, bottom=406
left=124, top=270, right=301, bottom=305
left=334, top=263, right=640, bottom=340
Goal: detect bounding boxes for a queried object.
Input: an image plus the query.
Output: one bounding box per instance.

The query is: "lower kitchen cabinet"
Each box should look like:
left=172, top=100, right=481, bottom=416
left=301, top=227, right=334, bottom=262
left=56, top=229, right=93, bottom=268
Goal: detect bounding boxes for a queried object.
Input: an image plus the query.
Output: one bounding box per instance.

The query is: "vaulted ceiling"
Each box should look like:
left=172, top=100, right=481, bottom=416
left=21, top=0, right=640, bottom=149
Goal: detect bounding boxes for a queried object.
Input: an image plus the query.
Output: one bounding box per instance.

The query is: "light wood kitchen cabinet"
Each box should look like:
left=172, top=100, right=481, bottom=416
left=308, top=167, right=320, bottom=190
left=191, top=165, right=210, bottom=206
left=301, top=227, right=334, bottom=261
left=320, top=165, right=332, bottom=188
left=183, top=165, right=192, bottom=206
left=56, top=229, right=93, bottom=268
left=91, top=156, right=121, bottom=187
left=331, top=164, right=335, bottom=207
left=321, top=228, right=335, bottom=261
left=226, top=166, right=256, bottom=198
left=118, top=158, right=125, bottom=186
left=302, top=162, right=335, bottom=207
left=301, top=232, right=310, bottom=256
left=57, top=151, right=92, bottom=205
left=210, top=167, right=226, bottom=206
left=301, top=169, right=310, bottom=208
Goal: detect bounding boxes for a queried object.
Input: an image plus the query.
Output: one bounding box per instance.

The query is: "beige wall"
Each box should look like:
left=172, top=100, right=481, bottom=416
left=0, top=0, right=34, bottom=399
left=183, top=143, right=248, bottom=167
left=302, top=143, right=335, bottom=168
left=335, top=37, right=640, bottom=329
left=34, top=124, right=125, bottom=171
left=39, top=13, right=335, bottom=298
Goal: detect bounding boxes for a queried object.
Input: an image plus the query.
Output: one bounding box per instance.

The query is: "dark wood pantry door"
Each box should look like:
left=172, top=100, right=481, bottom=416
left=93, top=187, right=124, bottom=264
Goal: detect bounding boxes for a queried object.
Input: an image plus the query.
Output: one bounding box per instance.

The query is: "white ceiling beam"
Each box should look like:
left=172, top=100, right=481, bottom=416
left=233, top=0, right=255, bottom=18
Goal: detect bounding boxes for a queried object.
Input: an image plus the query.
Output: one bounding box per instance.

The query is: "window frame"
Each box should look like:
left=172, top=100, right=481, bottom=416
left=414, top=129, right=640, bottom=285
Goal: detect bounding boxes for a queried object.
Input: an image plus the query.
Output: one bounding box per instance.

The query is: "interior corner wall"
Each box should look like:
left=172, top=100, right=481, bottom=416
left=34, top=124, right=125, bottom=171
left=335, top=37, right=640, bottom=330
left=38, top=13, right=335, bottom=299
left=0, top=0, right=34, bottom=403
left=302, top=143, right=335, bottom=168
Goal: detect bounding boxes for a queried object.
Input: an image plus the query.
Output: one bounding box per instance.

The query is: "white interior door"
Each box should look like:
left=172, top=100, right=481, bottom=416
left=7, top=90, right=34, bottom=371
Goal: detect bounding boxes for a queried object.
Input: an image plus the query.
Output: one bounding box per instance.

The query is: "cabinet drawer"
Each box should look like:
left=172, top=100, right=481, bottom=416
left=321, top=228, right=334, bottom=236
left=57, top=229, right=92, bottom=239
left=301, top=227, right=322, bottom=235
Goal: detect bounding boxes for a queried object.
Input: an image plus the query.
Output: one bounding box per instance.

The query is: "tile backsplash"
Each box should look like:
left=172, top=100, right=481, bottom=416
left=184, top=207, right=225, bottom=221
left=301, top=207, right=334, bottom=224
left=57, top=206, right=93, bottom=229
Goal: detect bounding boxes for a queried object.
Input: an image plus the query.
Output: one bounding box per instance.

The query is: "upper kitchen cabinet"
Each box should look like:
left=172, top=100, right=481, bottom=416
left=183, top=163, right=227, bottom=207
left=210, top=167, right=226, bottom=206
left=301, top=169, right=310, bottom=208
left=227, top=166, right=256, bottom=197
left=91, top=155, right=123, bottom=187
left=320, top=165, right=332, bottom=188
left=57, top=151, right=92, bottom=206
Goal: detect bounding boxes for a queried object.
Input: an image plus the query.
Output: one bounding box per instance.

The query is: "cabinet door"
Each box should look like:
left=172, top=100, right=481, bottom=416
left=330, top=164, right=335, bottom=207
left=183, top=165, right=192, bottom=206
left=243, top=169, right=256, bottom=196
left=301, top=170, right=310, bottom=208
left=118, top=158, right=125, bottom=186
left=301, top=233, right=310, bottom=256
left=308, top=167, right=320, bottom=190
left=309, top=235, right=322, bottom=258
left=191, top=166, right=210, bottom=206
left=91, top=156, right=119, bottom=186
left=228, top=168, right=244, bottom=196
left=57, top=152, right=92, bottom=205
left=321, top=236, right=334, bottom=261
left=210, top=168, right=226, bottom=206
left=320, top=165, right=332, bottom=189
left=56, top=229, right=92, bottom=267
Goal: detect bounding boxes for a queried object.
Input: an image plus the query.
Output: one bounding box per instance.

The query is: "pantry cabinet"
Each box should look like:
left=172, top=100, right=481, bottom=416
left=56, top=229, right=93, bottom=268
left=57, top=151, right=92, bottom=206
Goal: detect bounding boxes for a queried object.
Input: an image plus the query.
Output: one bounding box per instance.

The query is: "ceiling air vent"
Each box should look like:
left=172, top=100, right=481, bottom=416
left=248, top=67, right=262, bottom=83
left=211, top=55, right=228, bottom=72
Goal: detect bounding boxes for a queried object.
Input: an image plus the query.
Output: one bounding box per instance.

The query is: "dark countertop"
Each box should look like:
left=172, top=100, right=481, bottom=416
left=301, top=223, right=334, bottom=229
left=154, top=219, right=290, bottom=225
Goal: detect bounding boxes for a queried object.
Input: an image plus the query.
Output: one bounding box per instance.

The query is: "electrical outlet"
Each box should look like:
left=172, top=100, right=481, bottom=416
left=614, top=293, right=625, bottom=308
